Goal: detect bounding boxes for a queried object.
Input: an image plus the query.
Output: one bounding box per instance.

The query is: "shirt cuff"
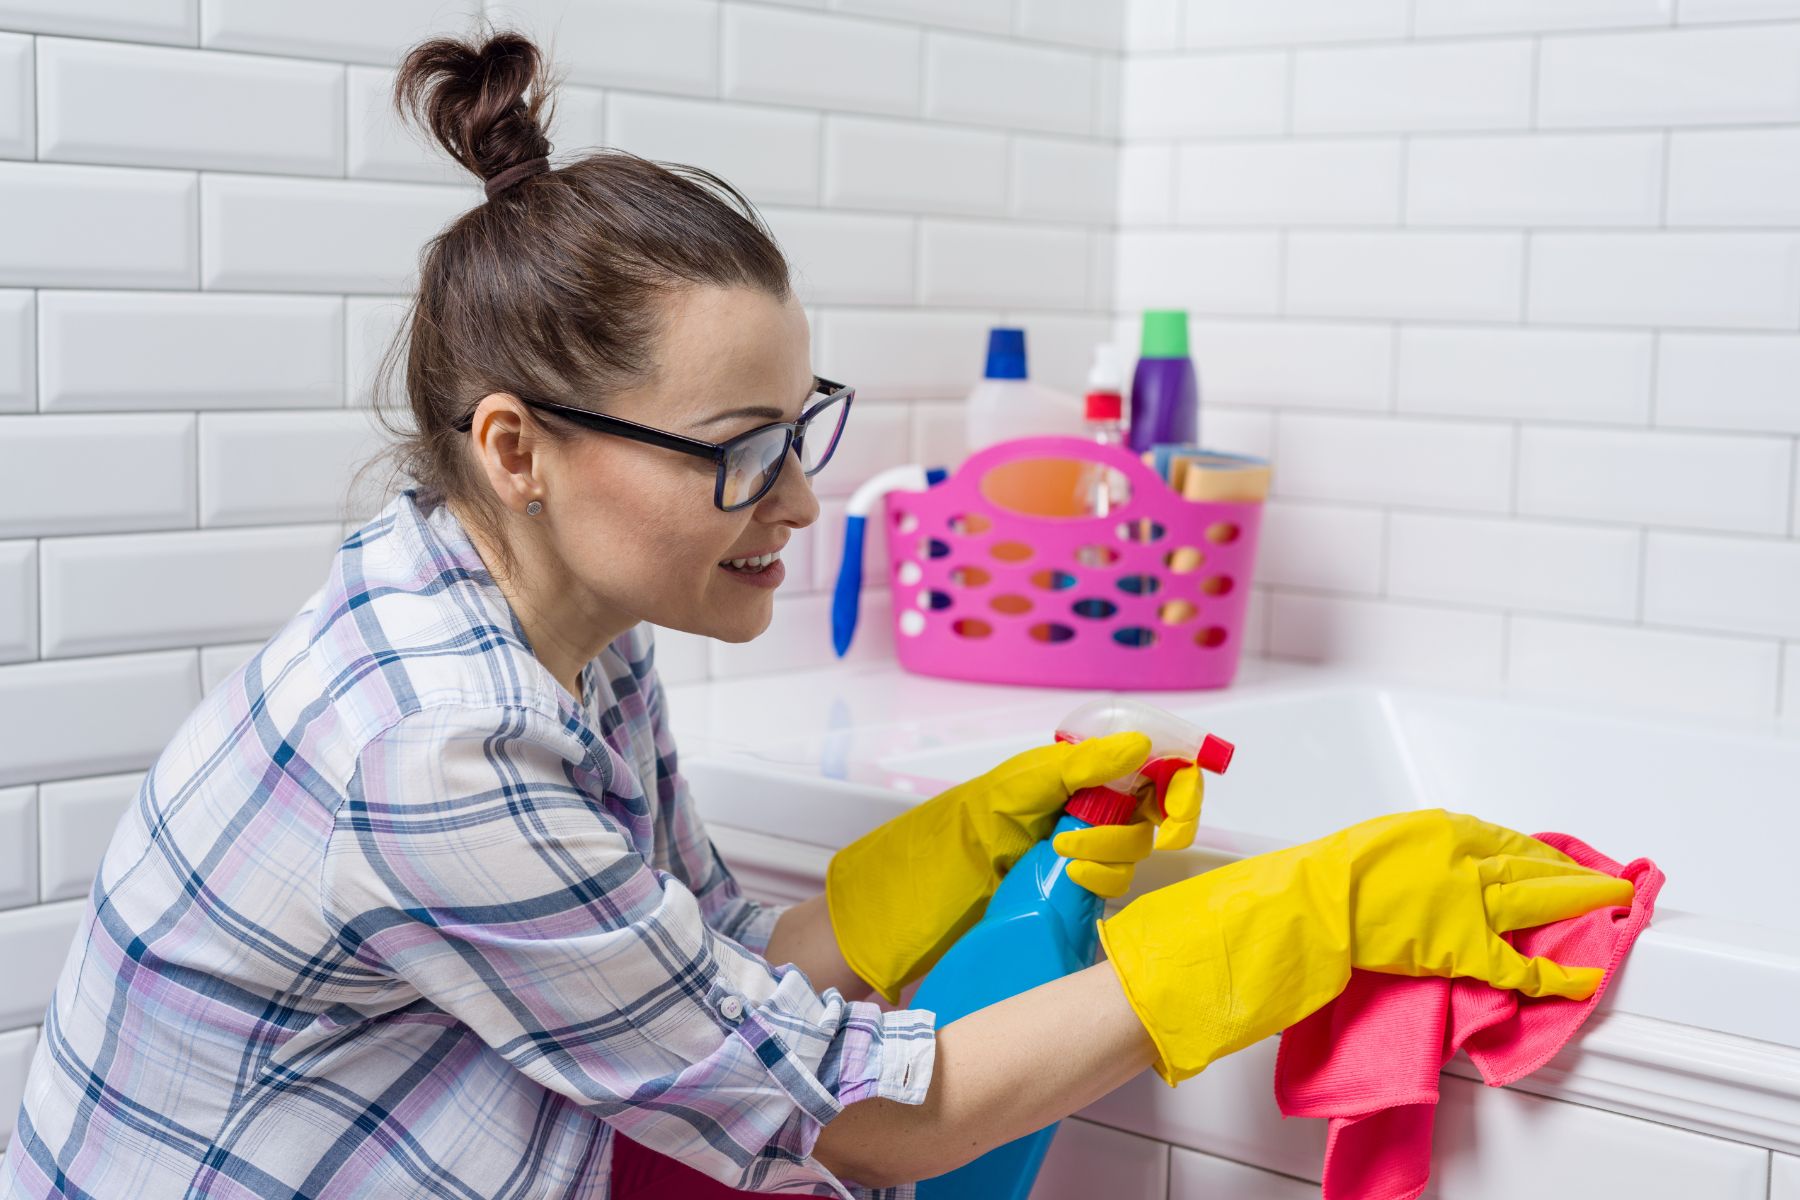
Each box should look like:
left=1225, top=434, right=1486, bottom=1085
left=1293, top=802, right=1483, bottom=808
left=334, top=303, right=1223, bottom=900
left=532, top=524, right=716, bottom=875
left=826, top=1001, right=937, bottom=1109
left=733, top=898, right=788, bottom=958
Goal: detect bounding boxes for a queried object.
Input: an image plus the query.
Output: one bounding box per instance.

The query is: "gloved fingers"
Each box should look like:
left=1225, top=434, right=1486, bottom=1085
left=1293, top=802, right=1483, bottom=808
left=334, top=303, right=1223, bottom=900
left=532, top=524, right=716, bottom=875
left=1477, top=930, right=1606, bottom=1001
left=1447, top=810, right=1586, bottom=869
left=1060, top=730, right=1154, bottom=792
left=1150, top=767, right=1202, bottom=852
left=1485, top=871, right=1636, bottom=934
left=1477, top=852, right=1617, bottom=887
left=1065, top=858, right=1139, bottom=899
left=1053, top=821, right=1154, bottom=866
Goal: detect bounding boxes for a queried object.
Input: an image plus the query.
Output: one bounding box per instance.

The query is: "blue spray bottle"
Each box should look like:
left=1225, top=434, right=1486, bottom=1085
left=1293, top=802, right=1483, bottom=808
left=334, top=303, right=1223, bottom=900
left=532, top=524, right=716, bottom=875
left=909, top=698, right=1235, bottom=1200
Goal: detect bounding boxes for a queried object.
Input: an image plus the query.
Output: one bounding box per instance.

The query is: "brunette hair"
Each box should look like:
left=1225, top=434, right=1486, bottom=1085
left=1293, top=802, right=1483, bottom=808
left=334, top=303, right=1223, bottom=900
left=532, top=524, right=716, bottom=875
left=351, top=24, right=792, bottom=582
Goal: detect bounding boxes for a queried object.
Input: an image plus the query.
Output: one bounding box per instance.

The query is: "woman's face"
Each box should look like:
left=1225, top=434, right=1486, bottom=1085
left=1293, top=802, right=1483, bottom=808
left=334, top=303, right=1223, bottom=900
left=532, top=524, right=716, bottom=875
left=513, top=283, right=823, bottom=646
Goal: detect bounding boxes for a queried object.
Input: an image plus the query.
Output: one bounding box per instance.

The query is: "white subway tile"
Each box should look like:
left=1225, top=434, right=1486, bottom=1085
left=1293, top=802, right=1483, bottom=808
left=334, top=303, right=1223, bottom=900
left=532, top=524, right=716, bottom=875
left=1644, top=530, right=1800, bottom=638
left=762, top=209, right=915, bottom=306
left=1267, top=592, right=1506, bottom=686
left=1680, top=0, right=1800, bottom=17
left=1118, top=143, right=1174, bottom=226
left=1509, top=616, right=1780, bottom=722
left=1408, top=133, right=1664, bottom=227
left=198, top=640, right=261, bottom=693
left=1169, top=1145, right=1316, bottom=1199
left=814, top=496, right=888, bottom=593
left=1539, top=25, right=1800, bottom=127
left=1793, top=441, right=1800, bottom=534
left=1397, top=327, right=1653, bottom=424
left=0, top=414, right=195, bottom=538
left=38, top=774, right=140, bottom=903
left=1095, top=54, right=1122, bottom=142
left=1016, top=0, right=1127, bottom=49
left=924, top=32, right=1096, bottom=136
left=1188, top=319, right=1393, bottom=411
left=1177, top=139, right=1402, bottom=226
left=832, top=0, right=1011, bottom=35
left=1033, top=1119, right=1168, bottom=1200
left=823, top=116, right=1007, bottom=215
left=1657, top=334, right=1800, bottom=435
left=0, top=541, right=34, bottom=665
left=1116, top=230, right=1282, bottom=315
left=1529, top=233, right=1800, bottom=330
left=0, top=1025, right=36, bottom=1146
left=1293, top=40, right=1534, bottom=134
left=1011, top=137, right=1117, bottom=223
left=1668, top=128, right=1800, bottom=226
left=201, top=174, right=473, bottom=294
left=815, top=307, right=994, bottom=401
left=0, top=291, right=30, bottom=413
left=198, top=411, right=391, bottom=527
left=1416, top=0, right=1675, bottom=35
left=1519, top=426, right=1792, bottom=534
left=1388, top=512, right=1641, bottom=619
left=1286, top=232, right=1524, bottom=322
left=999, top=313, right=1117, bottom=396
left=911, top=401, right=967, bottom=469
left=39, top=525, right=341, bottom=658
left=920, top=221, right=1091, bottom=310
left=710, top=590, right=891, bottom=677
left=0, top=33, right=30, bottom=160
left=1121, top=52, right=1287, bottom=139
left=606, top=94, right=819, bottom=207
left=1274, top=413, right=1514, bottom=511
left=1256, top=501, right=1385, bottom=594
left=0, top=163, right=197, bottom=289
left=808, top=400, right=911, bottom=499
left=0, top=0, right=195, bottom=44
left=1086, top=232, right=1114, bottom=310
left=1784, top=647, right=1800, bottom=730
left=1195, top=405, right=1276, bottom=458
left=0, top=651, right=200, bottom=787
left=500, top=0, right=717, bottom=94
left=203, top=0, right=480, bottom=65
left=724, top=6, right=918, bottom=115
left=38, top=37, right=342, bottom=175
left=0, top=901, right=80, bottom=1029
left=645, top=624, right=712, bottom=687
left=1125, top=0, right=1184, bottom=51
left=39, top=291, right=343, bottom=413
left=0, top=786, right=34, bottom=909
left=1184, top=0, right=1408, bottom=47
left=345, top=296, right=412, bottom=408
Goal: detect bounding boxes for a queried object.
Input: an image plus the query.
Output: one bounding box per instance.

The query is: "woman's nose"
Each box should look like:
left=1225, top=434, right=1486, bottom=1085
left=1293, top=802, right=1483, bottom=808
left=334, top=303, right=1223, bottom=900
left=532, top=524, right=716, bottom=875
left=759, top=447, right=821, bottom=528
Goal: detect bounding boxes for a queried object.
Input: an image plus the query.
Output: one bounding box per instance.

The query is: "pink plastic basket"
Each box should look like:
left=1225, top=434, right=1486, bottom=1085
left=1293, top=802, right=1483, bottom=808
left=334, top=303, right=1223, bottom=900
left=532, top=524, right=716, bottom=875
left=883, top=435, right=1263, bottom=690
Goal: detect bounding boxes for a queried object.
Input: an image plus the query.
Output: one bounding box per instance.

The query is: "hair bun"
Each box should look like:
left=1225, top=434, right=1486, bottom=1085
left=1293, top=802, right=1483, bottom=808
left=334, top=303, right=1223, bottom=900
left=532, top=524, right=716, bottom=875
left=394, top=27, right=557, bottom=185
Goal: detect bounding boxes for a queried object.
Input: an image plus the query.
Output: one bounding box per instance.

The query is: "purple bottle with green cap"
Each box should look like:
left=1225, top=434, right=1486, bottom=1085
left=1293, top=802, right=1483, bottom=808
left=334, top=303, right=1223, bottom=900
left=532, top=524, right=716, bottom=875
left=1127, top=309, right=1198, bottom=453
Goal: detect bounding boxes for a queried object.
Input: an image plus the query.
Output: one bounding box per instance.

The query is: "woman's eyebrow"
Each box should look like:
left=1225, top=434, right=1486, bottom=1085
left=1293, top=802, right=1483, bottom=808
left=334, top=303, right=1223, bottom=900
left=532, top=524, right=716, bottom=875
left=697, top=404, right=787, bottom=428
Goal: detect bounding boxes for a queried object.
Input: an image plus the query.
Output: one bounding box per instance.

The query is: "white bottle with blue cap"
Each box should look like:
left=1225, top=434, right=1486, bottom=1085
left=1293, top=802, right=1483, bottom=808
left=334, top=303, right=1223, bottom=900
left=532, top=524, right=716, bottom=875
left=963, top=327, right=1086, bottom=455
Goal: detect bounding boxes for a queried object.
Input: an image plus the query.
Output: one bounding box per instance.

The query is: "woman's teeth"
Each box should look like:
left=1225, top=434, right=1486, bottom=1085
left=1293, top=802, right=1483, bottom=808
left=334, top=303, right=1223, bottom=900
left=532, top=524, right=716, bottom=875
left=721, top=551, right=781, bottom=570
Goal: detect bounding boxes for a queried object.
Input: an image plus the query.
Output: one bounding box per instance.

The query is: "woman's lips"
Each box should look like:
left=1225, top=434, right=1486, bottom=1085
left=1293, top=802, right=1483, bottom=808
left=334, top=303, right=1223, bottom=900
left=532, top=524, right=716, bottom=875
left=718, top=557, right=786, bottom=590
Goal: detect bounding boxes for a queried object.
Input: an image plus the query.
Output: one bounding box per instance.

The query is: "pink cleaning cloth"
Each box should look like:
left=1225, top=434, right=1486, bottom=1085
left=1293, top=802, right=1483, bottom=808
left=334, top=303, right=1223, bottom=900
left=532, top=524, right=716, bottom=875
left=1273, top=832, right=1664, bottom=1200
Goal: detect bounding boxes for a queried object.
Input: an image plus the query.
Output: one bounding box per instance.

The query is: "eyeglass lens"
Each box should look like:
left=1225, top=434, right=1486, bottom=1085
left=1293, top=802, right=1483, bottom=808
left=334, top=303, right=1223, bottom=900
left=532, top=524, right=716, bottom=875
left=720, top=387, right=850, bottom=509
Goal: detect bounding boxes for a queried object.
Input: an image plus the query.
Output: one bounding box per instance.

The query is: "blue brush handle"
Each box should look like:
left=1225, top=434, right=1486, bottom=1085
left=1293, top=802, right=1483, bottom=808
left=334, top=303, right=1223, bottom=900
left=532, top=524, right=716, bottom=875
left=831, top=514, right=866, bottom=657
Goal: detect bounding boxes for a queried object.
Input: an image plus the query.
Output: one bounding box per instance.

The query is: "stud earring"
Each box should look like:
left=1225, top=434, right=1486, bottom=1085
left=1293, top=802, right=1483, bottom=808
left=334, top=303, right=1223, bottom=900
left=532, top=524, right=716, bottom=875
left=526, top=500, right=542, bottom=516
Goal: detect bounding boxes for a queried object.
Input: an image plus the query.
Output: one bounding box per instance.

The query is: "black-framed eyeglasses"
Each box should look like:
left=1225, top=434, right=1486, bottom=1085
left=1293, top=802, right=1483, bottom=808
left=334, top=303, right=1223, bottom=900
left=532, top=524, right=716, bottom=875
left=454, top=377, right=854, bottom=512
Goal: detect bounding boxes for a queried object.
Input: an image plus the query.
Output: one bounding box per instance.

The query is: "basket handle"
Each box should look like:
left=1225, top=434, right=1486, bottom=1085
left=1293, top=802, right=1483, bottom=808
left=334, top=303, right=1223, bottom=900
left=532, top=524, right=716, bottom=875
left=952, top=435, right=1175, bottom=510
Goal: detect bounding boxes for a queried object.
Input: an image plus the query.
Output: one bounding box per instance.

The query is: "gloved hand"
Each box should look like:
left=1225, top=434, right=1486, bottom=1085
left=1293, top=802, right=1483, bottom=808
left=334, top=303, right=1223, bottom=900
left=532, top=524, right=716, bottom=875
left=1097, top=807, right=1639, bottom=1086
left=827, top=731, right=1155, bottom=1005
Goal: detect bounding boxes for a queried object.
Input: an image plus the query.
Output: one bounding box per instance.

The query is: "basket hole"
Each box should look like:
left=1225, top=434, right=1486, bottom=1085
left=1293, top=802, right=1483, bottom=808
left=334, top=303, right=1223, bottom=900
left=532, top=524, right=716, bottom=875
left=897, top=561, right=923, bottom=586
left=1117, top=574, right=1161, bottom=596
left=1205, top=521, right=1241, bottom=545
left=1196, top=625, right=1229, bottom=648
left=918, top=589, right=952, bottom=611
left=1029, top=569, right=1077, bottom=591
left=1112, top=626, right=1158, bottom=648
left=1117, top=519, right=1166, bottom=544
left=952, top=617, right=994, bottom=639
left=948, top=512, right=993, bottom=536
left=950, top=565, right=991, bottom=588
left=920, top=537, right=951, bottom=559
left=1201, top=574, right=1234, bottom=597
left=1029, top=622, right=1075, bottom=644
left=899, top=610, right=926, bottom=637
left=1159, top=600, right=1197, bottom=625
left=1164, top=547, right=1204, bottom=574
left=990, top=594, right=1033, bottom=616
left=1072, top=598, right=1117, bottom=620
left=990, top=540, right=1033, bottom=562
left=894, top=511, right=919, bottom=535
left=1074, top=544, right=1120, bottom=567
left=980, top=456, right=1127, bottom=518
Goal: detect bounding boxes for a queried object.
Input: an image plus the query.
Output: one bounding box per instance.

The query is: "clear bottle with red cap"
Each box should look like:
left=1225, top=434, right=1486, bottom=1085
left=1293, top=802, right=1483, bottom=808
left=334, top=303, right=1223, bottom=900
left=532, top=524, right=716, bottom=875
left=1054, top=696, right=1234, bottom=827
left=1077, top=343, right=1131, bottom=526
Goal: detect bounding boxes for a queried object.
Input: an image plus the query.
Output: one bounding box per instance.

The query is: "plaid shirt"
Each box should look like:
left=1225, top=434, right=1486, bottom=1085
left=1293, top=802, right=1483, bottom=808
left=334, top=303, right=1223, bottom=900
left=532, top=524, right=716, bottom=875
left=1, top=486, right=936, bottom=1199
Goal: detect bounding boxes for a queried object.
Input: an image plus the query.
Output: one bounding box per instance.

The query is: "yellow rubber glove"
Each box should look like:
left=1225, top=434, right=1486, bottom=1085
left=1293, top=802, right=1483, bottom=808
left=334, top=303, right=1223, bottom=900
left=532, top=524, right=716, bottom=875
left=1097, top=807, right=1638, bottom=1086
left=828, top=730, right=1153, bottom=1005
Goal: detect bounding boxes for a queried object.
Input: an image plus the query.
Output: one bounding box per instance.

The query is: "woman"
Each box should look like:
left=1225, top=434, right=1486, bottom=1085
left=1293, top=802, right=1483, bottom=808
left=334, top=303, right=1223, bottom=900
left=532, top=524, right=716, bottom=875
left=0, top=29, right=1631, bottom=1200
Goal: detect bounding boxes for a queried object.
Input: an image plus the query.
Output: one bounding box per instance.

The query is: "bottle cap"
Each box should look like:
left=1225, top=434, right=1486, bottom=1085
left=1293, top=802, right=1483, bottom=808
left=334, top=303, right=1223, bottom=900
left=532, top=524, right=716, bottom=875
left=984, top=327, right=1028, bottom=380
left=1139, top=310, right=1189, bottom=358
left=1086, top=342, right=1124, bottom=390
left=1085, top=391, right=1122, bottom=421
left=1198, top=733, right=1234, bottom=774
left=1066, top=785, right=1140, bottom=826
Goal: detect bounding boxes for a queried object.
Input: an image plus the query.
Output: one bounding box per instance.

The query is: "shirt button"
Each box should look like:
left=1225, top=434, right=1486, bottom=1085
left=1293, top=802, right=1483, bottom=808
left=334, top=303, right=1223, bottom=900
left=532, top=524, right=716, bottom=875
left=719, top=995, right=744, bottom=1022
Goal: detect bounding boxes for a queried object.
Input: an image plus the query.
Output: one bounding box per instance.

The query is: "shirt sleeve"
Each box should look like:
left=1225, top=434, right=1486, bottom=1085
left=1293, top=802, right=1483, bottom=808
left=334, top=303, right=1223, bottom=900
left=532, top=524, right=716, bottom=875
left=322, top=702, right=937, bottom=1198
